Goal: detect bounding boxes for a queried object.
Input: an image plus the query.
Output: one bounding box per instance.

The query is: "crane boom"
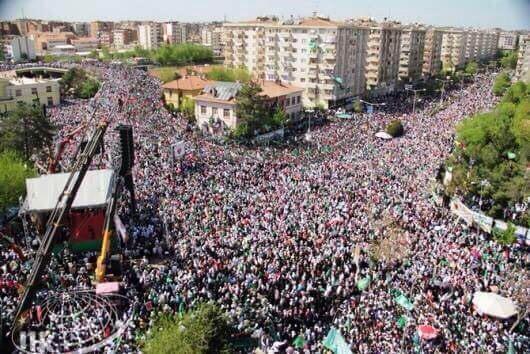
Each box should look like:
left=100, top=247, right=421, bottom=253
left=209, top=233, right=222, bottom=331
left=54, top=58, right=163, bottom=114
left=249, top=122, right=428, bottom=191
left=11, top=120, right=109, bottom=331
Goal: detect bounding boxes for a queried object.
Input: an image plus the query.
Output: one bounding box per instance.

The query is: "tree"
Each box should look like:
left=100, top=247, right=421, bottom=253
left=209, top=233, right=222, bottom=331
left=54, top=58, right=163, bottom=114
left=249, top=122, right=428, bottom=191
left=179, top=96, right=195, bottom=123
left=493, top=224, right=517, bottom=245
left=465, top=61, right=478, bottom=75
left=492, top=72, right=511, bottom=96
left=271, top=106, right=287, bottom=127
left=500, top=51, right=518, bottom=70
left=60, top=68, right=100, bottom=98
left=206, top=66, right=251, bottom=83
left=386, top=120, right=404, bottom=137
left=0, top=151, right=36, bottom=212
left=143, top=303, right=233, bottom=354
left=0, top=102, right=55, bottom=159
left=78, top=78, right=100, bottom=99
left=235, top=81, right=267, bottom=136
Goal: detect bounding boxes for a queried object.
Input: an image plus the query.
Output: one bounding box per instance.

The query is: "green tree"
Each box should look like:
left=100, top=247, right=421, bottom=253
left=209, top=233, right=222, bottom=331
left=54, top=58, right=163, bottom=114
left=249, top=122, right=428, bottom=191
left=179, top=96, right=195, bottom=123
left=78, top=78, right=100, bottom=99
left=386, top=120, right=404, bottom=137
left=465, top=61, right=478, bottom=75
left=206, top=66, right=251, bottom=83
left=493, top=224, right=517, bottom=245
left=500, top=51, right=518, bottom=70
left=271, top=106, right=287, bottom=128
left=0, top=49, right=5, bottom=62
left=0, top=151, right=36, bottom=212
left=143, top=303, right=233, bottom=354
left=0, top=102, right=55, bottom=159
left=60, top=68, right=100, bottom=98
left=493, top=72, right=511, bottom=96
left=235, top=81, right=267, bottom=136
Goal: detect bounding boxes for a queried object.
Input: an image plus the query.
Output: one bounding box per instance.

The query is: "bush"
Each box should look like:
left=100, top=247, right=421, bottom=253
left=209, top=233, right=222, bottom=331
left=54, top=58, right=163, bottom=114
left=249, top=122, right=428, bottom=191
left=78, top=78, right=100, bottom=99
left=500, top=51, right=518, bottom=70
left=386, top=120, right=404, bottom=137
left=465, top=61, right=478, bottom=75
left=0, top=151, right=36, bottom=212
left=143, top=303, right=233, bottom=354
left=493, top=224, right=517, bottom=245
left=206, top=66, right=251, bottom=83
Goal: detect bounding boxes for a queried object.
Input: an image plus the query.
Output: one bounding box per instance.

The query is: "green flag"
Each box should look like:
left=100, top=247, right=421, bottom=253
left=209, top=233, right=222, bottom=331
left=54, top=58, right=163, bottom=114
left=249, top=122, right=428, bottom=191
left=178, top=301, right=186, bottom=318
left=293, top=334, right=305, bottom=349
left=322, top=327, right=352, bottom=354
left=395, top=294, right=414, bottom=310
left=396, top=315, right=408, bottom=329
left=356, top=276, right=371, bottom=291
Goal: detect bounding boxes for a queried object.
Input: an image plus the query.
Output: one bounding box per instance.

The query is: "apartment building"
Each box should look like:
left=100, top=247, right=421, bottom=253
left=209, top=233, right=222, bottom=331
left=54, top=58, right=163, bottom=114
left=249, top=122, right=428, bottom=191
left=201, top=27, right=224, bottom=55
left=224, top=16, right=368, bottom=109
left=498, top=31, right=518, bottom=51
left=398, top=25, right=426, bottom=82
left=422, top=27, right=443, bottom=77
left=349, top=18, right=402, bottom=94
left=29, top=31, right=75, bottom=55
left=71, top=37, right=99, bottom=52
left=162, top=22, right=187, bottom=45
left=113, top=29, right=136, bottom=49
left=515, top=35, right=530, bottom=82
left=72, top=22, right=90, bottom=37
left=90, top=21, right=113, bottom=38
left=8, top=36, right=36, bottom=61
left=138, top=23, right=162, bottom=50
left=440, top=28, right=468, bottom=69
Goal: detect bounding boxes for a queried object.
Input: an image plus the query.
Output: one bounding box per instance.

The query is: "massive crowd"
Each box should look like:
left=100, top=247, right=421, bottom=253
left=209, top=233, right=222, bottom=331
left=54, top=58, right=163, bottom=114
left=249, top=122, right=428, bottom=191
left=1, top=61, right=528, bottom=353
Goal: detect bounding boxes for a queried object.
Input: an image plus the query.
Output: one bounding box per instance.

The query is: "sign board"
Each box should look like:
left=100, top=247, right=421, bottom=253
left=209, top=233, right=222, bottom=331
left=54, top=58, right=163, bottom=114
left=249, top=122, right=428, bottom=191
left=405, top=84, right=413, bottom=90
left=172, top=141, right=186, bottom=159
left=367, top=105, right=374, bottom=115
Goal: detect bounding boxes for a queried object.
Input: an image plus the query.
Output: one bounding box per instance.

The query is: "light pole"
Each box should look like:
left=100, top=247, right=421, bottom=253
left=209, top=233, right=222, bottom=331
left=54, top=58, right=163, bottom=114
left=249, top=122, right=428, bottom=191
left=359, top=99, right=386, bottom=116
left=405, top=87, right=426, bottom=114
left=435, top=77, right=451, bottom=106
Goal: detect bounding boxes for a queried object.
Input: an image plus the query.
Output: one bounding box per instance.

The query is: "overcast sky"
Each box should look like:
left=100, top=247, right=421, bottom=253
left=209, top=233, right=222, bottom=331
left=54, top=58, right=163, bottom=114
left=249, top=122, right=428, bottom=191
left=0, top=0, right=529, bottom=30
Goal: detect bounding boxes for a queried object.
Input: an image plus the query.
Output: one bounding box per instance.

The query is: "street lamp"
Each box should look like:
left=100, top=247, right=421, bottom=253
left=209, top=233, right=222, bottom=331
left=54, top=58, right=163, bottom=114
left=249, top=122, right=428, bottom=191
left=435, top=76, right=451, bottom=106
left=405, top=87, right=426, bottom=114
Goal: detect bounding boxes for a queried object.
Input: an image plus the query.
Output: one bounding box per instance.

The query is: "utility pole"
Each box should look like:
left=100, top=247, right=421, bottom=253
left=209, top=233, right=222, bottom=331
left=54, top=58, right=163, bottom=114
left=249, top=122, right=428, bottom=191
left=435, top=77, right=451, bottom=106
left=405, top=87, right=426, bottom=115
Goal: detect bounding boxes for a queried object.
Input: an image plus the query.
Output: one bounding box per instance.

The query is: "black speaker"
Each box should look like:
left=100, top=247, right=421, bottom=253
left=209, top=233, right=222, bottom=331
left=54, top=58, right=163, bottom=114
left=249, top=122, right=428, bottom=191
left=110, top=254, right=123, bottom=276
left=116, top=125, right=135, bottom=175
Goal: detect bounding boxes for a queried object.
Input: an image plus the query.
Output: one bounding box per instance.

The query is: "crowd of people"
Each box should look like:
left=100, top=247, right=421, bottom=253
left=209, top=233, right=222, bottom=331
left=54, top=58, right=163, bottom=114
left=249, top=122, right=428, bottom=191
left=1, top=61, right=528, bottom=353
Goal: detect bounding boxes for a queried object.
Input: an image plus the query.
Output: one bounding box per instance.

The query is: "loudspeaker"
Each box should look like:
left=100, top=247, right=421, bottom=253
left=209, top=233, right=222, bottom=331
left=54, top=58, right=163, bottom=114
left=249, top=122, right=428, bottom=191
left=116, top=125, right=135, bottom=175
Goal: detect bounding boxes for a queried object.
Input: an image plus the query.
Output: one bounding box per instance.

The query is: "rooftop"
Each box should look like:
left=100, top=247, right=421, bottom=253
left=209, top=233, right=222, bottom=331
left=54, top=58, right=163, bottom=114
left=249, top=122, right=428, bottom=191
left=194, top=81, right=303, bottom=103
left=162, top=76, right=213, bottom=91
left=7, top=77, right=60, bottom=85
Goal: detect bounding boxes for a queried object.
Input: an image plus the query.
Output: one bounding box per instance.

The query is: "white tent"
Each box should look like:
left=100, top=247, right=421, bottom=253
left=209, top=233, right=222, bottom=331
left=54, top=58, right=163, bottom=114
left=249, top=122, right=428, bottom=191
left=472, top=292, right=518, bottom=319
left=375, top=131, right=393, bottom=140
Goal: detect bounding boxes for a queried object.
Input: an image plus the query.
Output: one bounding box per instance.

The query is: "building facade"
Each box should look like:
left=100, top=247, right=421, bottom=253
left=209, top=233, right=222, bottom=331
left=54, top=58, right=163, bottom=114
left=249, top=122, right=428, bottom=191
left=0, top=77, right=60, bottom=113
left=515, top=35, right=530, bottom=82
left=90, top=21, right=113, bottom=38
left=398, top=25, right=426, bottom=82
left=422, top=27, right=443, bottom=77
left=440, top=29, right=468, bottom=69
left=498, top=31, right=518, bottom=51
left=162, top=22, right=187, bottom=45
left=8, top=36, right=36, bottom=61
left=138, top=23, right=162, bottom=50
left=224, top=16, right=368, bottom=109
left=201, top=27, right=224, bottom=56
left=112, top=29, right=135, bottom=49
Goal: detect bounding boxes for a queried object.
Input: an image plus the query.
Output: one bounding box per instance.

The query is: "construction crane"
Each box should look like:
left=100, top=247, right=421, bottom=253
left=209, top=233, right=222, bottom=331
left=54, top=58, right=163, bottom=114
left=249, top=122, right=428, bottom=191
left=11, top=118, right=110, bottom=332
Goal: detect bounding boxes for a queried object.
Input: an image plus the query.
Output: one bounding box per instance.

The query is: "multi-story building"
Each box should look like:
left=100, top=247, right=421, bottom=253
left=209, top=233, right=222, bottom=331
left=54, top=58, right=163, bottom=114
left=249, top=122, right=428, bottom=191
left=350, top=18, right=402, bottom=94
left=71, top=37, right=100, bottom=52
left=113, top=29, right=136, bottom=49
left=422, top=27, right=443, bottom=77
left=194, top=80, right=304, bottom=131
left=440, top=28, right=468, bottom=69
left=398, top=24, right=426, bottom=82
left=515, top=35, right=530, bottom=82
left=72, top=22, right=90, bottom=37
left=0, top=76, right=60, bottom=112
left=97, top=31, right=114, bottom=47
left=90, top=21, right=113, bottom=38
left=138, top=23, right=162, bottom=50
left=162, top=22, right=187, bottom=45
left=201, top=27, right=224, bottom=55
left=224, top=16, right=368, bottom=108
left=498, top=31, right=519, bottom=51
left=29, top=31, right=75, bottom=55
left=7, top=36, right=36, bottom=61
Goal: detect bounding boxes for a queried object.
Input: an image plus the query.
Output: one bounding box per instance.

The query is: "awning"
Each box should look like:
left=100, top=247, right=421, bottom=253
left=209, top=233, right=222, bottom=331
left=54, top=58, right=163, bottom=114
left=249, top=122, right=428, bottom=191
left=472, top=292, right=518, bottom=319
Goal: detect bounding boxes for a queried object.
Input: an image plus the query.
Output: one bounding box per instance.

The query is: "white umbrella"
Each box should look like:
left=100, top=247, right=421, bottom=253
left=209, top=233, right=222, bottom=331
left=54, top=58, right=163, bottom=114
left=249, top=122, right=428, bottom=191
left=472, top=292, right=518, bottom=319
left=375, top=131, right=393, bottom=140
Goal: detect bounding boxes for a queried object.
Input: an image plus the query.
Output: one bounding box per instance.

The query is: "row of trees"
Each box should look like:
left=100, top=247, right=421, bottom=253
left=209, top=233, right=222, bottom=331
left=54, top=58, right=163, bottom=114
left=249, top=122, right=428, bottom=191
left=92, top=44, right=213, bottom=67
left=205, top=66, right=251, bottom=83
left=61, top=67, right=100, bottom=99
left=446, top=80, right=529, bottom=226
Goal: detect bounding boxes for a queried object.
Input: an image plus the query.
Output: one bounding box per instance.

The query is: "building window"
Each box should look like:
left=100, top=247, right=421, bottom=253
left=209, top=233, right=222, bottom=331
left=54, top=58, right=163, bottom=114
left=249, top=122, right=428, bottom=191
left=212, top=107, right=218, bottom=116
left=201, top=106, right=206, bottom=114
left=31, top=88, right=38, bottom=95
left=297, top=96, right=301, bottom=104
left=15, top=89, right=22, bottom=97
left=46, top=86, right=52, bottom=93
left=47, top=97, right=53, bottom=106
left=223, top=109, right=230, bottom=118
